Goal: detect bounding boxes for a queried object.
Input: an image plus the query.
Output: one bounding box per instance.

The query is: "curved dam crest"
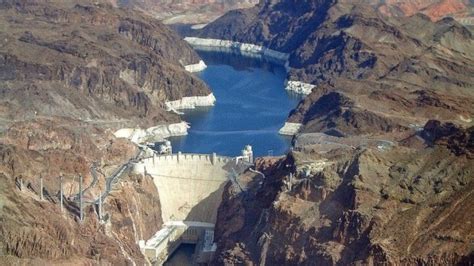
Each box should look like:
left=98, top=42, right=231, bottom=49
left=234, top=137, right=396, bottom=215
left=133, top=153, right=233, bottom=223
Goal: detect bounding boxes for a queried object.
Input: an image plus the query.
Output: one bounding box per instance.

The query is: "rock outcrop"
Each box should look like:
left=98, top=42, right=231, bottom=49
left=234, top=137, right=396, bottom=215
left=375, top=0, right=472, bottom=22
left=0, top=118, right=162, bottom=264
left=0, top=0, right=211, bottom=128
left=213, top=121, right=474, bottom=265
left=422, top=120, right=474, bottom=158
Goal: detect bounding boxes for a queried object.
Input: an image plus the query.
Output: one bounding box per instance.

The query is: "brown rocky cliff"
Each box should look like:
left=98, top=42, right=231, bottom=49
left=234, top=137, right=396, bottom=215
left=107, top=173, right=163, bottom=249
left=212, top=122, right=474, bottom=265
left=0, top=0, right=210, bottom=126
left=0, top=118, right=163, bottom=264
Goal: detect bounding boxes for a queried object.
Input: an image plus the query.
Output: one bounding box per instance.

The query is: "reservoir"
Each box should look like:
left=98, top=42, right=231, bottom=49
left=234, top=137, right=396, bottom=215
left=170, top=51, right=302, bottom=157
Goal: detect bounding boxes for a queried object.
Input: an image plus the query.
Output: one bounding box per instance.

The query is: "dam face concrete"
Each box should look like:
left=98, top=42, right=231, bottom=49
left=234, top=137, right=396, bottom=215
left=133, top=153, right=233, bottom=224
left=133, top=150, right=252, bottom=264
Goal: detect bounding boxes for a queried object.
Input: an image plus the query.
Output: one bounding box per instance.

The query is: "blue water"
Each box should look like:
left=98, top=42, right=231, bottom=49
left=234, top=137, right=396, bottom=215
left=170, top=52, right=302, bottom=157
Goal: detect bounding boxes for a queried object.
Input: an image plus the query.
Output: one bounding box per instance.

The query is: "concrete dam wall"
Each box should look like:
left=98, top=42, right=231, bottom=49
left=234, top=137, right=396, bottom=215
left=133, top=153, right=233, bottom=224
left=134, top=148, right=253, bottom=263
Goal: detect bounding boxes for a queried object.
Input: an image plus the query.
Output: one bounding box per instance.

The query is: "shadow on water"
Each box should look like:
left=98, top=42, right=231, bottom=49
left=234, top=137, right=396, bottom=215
left=170, top=51, right=303, bottom=157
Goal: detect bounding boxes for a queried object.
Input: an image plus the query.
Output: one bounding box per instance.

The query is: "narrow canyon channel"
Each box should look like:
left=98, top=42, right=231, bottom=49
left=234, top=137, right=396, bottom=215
left=169, top=51, right=302, bottom=157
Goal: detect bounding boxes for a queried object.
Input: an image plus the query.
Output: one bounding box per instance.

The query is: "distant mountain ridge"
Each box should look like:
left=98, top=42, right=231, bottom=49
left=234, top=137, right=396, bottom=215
left=374, top=0, right=472, bottom=22
left=108, top=0, right=259, bottom=24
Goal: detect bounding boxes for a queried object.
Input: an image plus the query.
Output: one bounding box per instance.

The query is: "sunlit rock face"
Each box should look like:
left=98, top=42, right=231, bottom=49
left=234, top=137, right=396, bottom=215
left=110, top=0, right=259, bottom=24
left=0, top=0, right=213, bottom=129
left=372, top=0, right=472, bottom=22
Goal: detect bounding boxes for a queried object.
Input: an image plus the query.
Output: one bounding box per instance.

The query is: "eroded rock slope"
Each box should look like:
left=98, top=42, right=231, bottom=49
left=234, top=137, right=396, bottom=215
left=0, top=118, right=162, bottom=264
left=0, top=0, right=210, bottom=128
left=202, top=1, right=474, bottom=264
left=213, top=122, right=474, bottom=264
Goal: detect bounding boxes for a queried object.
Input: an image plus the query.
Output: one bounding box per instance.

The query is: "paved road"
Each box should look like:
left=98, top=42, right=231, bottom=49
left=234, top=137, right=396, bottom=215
left=73, top=148, right=144, bottom=206
left=93, top=149, right=144, bottom=205
left=73, top=164, right=99, bottom=202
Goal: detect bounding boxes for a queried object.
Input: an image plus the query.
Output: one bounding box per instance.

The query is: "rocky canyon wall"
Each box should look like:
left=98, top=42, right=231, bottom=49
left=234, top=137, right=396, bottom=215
left=212, top=122, right=474, bottom=265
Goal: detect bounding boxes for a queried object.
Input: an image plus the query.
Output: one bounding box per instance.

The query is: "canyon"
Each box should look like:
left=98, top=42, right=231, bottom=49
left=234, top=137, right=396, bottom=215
left=191, top=0, right=474, bottom=264
left=0, top=0, right=473, bottom=265
left=199, top=0, right=474, bottom=137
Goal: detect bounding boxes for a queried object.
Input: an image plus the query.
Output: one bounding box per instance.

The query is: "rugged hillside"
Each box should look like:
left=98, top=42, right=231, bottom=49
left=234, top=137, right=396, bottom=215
left=0, top=0, right=204, bottom=263
left=0, top=118, right=162, bottom=264
left=0, top=0, right=210, bottom=129
left=213, top=121, right=474, bottom=264
left=376, top=0, right=473, bottom=22
left=109, top=0, right=258, bottom=24
left=200, top=0, right=474, bottom=136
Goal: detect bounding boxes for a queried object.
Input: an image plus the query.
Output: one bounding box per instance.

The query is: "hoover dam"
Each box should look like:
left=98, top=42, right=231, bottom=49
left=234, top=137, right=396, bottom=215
left=132, top=147, right=253, bottom=264
left=109, top=49, right=301, bottom=265
left=129, top=48, right=304, bottom=264
left=133, top=152, right=235, bottom=223
left=1, top=0, right=473, bottom=265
